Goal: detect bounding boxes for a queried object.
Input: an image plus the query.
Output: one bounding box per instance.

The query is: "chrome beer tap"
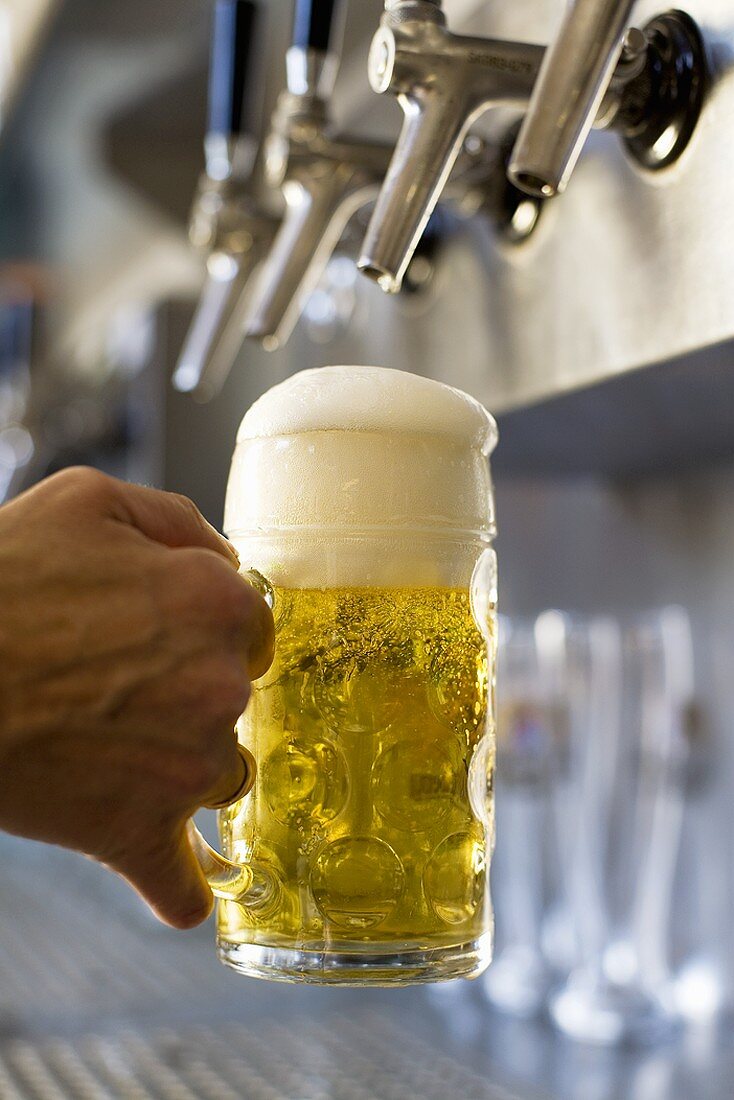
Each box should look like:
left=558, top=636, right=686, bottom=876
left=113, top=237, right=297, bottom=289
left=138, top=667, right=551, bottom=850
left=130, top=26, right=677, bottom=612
left=359, top=0, right=706, bottom=292
left=173, top=0, right=278, bottom=402
left=244, top=0, right=396, bottom=351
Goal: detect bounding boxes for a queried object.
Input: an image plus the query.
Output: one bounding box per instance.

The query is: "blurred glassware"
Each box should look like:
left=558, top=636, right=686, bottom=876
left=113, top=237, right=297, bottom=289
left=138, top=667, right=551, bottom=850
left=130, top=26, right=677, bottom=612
left=0, top=295, right=34, bottom=501
left=0, top=285, right=145, bottom=504
left=302, top=253, right=360, bottom=345
left=482, top=612, right=568, bottom=1018
left=548, top=608, right=694, bottom=1045
left=0, top=1, right=59, bottom=131
left=0, top=296, right=32, bottom=422
left=667, top=693, right=722, bottom=1024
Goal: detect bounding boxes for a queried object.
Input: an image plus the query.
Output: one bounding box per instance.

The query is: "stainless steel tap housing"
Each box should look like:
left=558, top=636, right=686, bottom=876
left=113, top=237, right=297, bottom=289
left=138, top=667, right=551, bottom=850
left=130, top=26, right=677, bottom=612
left=359, top=0, right=707, bottom=293
left=508, top=0, right=635, bottom=198
left=358, top=2, right=544, bottom=292
left=173, top=167, right=278, bottom=401
left=243, top=45, right=393, bottom=352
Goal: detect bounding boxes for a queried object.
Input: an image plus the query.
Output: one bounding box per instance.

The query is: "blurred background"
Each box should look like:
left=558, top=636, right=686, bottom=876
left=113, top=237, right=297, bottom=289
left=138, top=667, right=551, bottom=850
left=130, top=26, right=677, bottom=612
left=2, top=0, right=734, bottom=1097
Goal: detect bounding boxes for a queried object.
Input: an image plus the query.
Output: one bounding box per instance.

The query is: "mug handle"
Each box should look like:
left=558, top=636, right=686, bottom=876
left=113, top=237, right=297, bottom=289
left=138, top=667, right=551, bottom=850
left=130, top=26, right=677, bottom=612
left=188, top=567, right=280, bottom=909
left=187, top=820, right=278, bottom=907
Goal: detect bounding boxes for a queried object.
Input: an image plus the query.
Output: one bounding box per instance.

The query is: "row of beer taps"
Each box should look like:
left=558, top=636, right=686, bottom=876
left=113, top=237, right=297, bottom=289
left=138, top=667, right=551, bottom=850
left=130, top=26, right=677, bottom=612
left=174, top=0, right=707, bottom=401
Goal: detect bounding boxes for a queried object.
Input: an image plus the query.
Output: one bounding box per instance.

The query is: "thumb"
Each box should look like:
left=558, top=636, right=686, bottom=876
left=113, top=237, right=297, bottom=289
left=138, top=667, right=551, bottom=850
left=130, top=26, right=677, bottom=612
left=113, top=825, right=214, bottom=930
left=108, top=480, right=238, bottom=566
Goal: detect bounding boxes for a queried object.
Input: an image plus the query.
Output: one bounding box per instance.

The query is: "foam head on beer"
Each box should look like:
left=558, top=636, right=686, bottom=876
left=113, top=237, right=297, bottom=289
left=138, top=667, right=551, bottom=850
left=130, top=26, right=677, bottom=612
left=225, top=366, right=497, bottom=556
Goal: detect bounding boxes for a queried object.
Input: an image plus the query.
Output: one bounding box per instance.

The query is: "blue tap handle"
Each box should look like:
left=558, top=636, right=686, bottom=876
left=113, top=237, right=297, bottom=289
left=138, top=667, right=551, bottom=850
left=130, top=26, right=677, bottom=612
left=209, top=0, right=260, bottom=138
left=292, top=0, right=343, bottom=54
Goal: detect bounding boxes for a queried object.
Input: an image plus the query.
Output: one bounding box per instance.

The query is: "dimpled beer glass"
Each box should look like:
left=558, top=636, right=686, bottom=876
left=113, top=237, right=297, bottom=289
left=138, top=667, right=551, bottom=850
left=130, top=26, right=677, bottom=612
left=207, top=366, right=497, bottom=985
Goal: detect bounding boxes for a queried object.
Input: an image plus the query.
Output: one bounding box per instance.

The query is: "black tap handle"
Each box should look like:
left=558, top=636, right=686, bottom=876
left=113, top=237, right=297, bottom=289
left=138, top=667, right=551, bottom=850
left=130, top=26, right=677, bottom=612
left=292, top=0, right=343, bottom=53
left=208, top=0, right=260, bottom=138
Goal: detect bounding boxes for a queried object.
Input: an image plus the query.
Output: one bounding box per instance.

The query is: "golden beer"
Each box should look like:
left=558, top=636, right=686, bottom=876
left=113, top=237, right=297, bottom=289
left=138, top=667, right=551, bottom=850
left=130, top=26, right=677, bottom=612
left=219, top=585, right=493, bottom=960
left=211, top=364, right=498, bottom=983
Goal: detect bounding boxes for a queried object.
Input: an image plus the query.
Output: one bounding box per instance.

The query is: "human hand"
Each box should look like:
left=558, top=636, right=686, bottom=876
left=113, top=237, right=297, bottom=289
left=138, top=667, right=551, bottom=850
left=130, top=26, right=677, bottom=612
left=0, top=468, right=274, bottom=929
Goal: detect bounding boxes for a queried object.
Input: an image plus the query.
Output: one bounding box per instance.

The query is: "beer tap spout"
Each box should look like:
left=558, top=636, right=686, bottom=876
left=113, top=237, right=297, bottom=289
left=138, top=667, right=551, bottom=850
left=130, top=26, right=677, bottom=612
left=173, top=0, right=277, bottom=402
left=244, top=0, right=392, bottom=351
left=358, top=0, right=543, bottom=293
left=359, top=0, right=707, bottom=293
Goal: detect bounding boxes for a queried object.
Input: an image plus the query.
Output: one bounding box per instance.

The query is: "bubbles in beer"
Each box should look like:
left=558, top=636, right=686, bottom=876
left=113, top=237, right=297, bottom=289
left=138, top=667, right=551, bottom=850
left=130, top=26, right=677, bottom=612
left=311, top=837, right=405, bottom=929
left=424, top=831, right=487, bottom=925
left=428, top=637, right=488, bottom=741
left=372, top=735, right=463, bottom=832
left=262, top=736, right=349, bottom=829
left=313, top=590, right=412, bottom=734
left=219, top=585, right=494, bottom=953
left=314, top=659, right=401, bottom=735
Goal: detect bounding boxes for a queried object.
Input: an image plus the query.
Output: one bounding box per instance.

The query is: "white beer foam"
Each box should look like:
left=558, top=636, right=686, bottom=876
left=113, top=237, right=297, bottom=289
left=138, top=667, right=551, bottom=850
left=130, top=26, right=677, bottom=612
left=238, top=365, right=497, bottom=455
left=226, top=366, right=497, bottom=545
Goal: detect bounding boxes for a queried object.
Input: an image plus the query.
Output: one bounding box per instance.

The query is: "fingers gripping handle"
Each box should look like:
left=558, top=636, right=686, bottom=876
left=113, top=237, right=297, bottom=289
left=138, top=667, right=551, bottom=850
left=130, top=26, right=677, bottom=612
left=188, top=821, right=279, bottom=909
left=188, top=755, right=279, bottom=906
left=189, top=568, right=279, bottom=908
left=188, top=821, right=255, bottom=899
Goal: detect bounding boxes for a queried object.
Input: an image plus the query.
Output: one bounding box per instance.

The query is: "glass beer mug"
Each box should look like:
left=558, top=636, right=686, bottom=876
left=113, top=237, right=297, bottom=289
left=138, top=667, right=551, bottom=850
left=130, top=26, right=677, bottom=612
left=190, top=365, right=498, bottom=985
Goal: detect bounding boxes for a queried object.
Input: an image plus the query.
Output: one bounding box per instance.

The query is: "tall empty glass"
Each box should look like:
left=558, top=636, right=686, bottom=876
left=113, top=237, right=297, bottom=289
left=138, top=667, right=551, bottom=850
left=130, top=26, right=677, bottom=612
left=549, top=608, right=694, bottom=1043
left=483, top=612, right=567, bottom=1017
left=210, top=366, right=498, bottom=985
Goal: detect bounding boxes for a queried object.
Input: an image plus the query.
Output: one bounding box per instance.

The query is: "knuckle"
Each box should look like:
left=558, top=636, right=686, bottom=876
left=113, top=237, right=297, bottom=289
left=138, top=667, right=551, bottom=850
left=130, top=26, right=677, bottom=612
left=186, top=750, right=226, bottom=797
left=206, top=738, right=240, bottom=786
left=169, top=491, right=205, bottom=529
left=49, top=465, right=113, bottom=502
left=164, top=743, right=225, bottom=804
left=179, top=652, right=250, bottom=712
left=173, top=673, right=250, bottom=787
left=210, top=664, right=252, bottom=722
left=185, top=729, right=243, bottom=802
left=166, top=552, right=227, bottom=617
left=179, top=548, right=228, bottom=592
left=226, top=577, right=265, bottom=624
left=224, top=580, right=275, bottom=657
left=176, top=553, right=258, bottom=625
